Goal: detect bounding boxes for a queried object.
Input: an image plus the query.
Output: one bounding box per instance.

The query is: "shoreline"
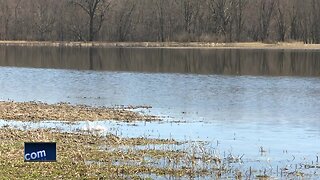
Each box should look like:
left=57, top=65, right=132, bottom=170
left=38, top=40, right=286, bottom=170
left=0, top=101, right=158, bottom=122
left=1, top=40, right=320, bottom=49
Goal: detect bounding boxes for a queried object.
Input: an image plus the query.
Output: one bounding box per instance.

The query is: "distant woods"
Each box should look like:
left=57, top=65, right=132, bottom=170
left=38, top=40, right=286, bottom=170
left=1, top=0, right=320, bottom=43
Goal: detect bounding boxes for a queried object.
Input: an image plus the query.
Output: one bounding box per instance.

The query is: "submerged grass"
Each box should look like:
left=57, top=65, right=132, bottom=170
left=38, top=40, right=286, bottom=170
left=0, top=128, right=218, bottom=179
left=0, top=101, right=158, bottom=122
left=0, top=127, right=319, bottom=179
left=0, top=101, right=319, bottom=179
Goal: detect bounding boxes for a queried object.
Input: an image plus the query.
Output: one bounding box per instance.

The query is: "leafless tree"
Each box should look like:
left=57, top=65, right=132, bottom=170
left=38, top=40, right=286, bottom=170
left=208, top=0, right=233, bottom=42
left=154, top=0, right=166, bottom=42
left=116, top=0, right=136, bottom=41
left=310, top=0, right=320, bottom=43
left=0, top=0, right=12, bottom=39
left=71, top=0, right=111, bottom=41
left=275, top=0, right=287, bottom=41
left=0, top=0, right=320, bottom=43
left=33, top=0, right=56, bottom=40
left=258, top=0, right=276, bottom=41
left=288, top=1, right=299, bottom=40
left=234, top=0, right=247, bottom=41
left=178, top=0, right=198, bottom=34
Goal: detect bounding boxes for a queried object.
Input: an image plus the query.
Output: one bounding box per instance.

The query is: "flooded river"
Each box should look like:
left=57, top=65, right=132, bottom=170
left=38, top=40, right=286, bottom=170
left=0, top=46, right=320, bottom=177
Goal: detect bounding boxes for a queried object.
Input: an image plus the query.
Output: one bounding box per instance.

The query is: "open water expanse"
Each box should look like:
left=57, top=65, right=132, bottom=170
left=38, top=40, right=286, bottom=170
left=0, top=46, right=320, bottom=178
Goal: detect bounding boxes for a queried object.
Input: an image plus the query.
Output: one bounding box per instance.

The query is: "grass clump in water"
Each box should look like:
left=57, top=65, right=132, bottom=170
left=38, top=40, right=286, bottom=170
left=0, top=101, right=158, bottom=122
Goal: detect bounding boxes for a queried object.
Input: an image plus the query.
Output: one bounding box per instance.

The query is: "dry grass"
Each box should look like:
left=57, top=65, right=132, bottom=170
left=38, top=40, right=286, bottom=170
left=0, top=101, right=158, bottom=122
left=0, top=128, right=218, bottom=179
left=0, top=127, right=318, bottom=179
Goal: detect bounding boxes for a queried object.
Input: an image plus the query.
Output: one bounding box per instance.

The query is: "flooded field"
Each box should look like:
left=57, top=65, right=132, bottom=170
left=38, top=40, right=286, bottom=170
left=0, top=46, right=320, bottom=179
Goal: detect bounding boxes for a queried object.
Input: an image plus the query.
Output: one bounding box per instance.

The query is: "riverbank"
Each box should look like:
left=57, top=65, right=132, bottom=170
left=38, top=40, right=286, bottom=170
left=0, top=101, right=158, bottom=122
left=1, top=40, right=320, bottom=49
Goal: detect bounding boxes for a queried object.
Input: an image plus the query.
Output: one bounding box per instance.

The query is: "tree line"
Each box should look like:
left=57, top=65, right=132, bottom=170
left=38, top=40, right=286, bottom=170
left=1, top=0, right=320, bottom=43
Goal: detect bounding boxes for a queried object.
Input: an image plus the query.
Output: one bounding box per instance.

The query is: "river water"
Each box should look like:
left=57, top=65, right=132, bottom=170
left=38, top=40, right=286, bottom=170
left=0, top=46, right=320, bottom=176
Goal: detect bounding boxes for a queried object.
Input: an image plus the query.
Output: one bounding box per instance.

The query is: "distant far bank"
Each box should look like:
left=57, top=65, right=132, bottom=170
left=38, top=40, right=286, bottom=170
left=1, top=41, right=320, bottom=50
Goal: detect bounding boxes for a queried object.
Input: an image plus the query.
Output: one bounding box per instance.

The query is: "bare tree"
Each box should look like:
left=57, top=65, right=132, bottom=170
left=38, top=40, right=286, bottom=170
left=33, top=0, right=56, bottom=40
left=1, top=0, right=320, bottom=43
left=300, top=1, right=312, bottom=43
left=311, top=0, right=320, bottom=43
left=234, top=0, right=247, bottom=41
left=258, top=0, right=276, bottom=41
left=179, top=0, right=199, bottom=34
left=71, top=0, right=111, bottom=41
left=275, top=0, right=287, bottom=41
left=208, top=0, right=233, bottom=42
left=0, top=0, right=12, bottom=40
left=116, top=0, right=136, bottom=41
left=154, top=0, right=166, bottom=42
left=288, top=1, right=299, bottom=40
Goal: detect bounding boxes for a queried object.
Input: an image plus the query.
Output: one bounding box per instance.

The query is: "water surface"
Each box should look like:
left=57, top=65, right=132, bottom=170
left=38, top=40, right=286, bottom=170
left=0, top=46, right=320, bottom=177
left=1, top=46, right=320, bottom=76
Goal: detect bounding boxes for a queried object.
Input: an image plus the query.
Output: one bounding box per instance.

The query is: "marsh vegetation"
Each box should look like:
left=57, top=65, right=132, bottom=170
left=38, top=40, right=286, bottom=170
left=1, top=127, right=319, bottom=179
left=0, top=101, right=158, bottom=122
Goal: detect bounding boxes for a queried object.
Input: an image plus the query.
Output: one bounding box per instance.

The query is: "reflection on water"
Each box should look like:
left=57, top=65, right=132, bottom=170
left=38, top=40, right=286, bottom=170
left=0, top=46, right=320, bottom=76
